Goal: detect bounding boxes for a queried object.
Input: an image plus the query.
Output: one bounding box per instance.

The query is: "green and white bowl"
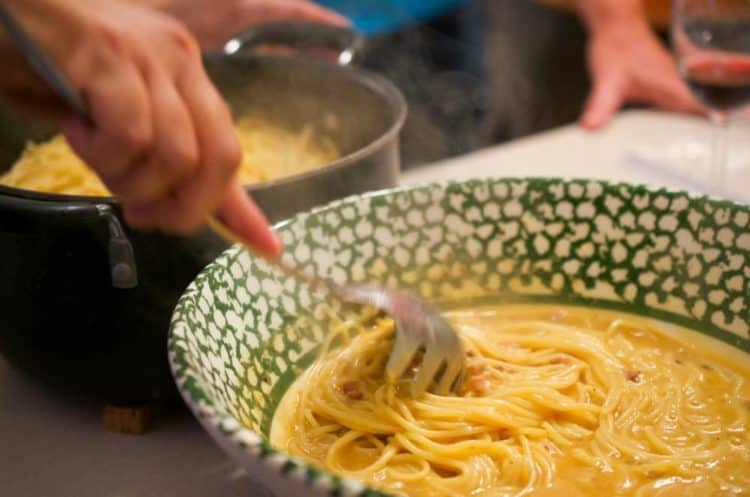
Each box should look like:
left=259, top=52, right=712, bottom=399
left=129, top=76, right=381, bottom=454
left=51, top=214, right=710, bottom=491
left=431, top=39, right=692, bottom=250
left=168, top=178, right=750, bottom=497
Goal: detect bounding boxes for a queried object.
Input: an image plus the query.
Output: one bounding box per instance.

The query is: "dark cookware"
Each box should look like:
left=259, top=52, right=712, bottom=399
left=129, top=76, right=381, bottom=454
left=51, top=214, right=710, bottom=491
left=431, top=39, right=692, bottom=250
left=0, top=23, right=406, bottom=405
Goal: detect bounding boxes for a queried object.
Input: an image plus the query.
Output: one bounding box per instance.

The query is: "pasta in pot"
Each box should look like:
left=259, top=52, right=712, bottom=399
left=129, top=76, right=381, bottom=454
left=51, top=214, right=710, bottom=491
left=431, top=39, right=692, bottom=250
left=270, top=305, right=750, bottom=497
left=0, top=117, right=339, bottom=196
left=0, top=135, right=109, bottom=196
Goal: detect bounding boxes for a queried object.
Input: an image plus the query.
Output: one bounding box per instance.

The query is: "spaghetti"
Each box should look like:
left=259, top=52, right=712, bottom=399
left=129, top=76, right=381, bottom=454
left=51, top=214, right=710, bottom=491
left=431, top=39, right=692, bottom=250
left=271, top=305, right=750, bottom=497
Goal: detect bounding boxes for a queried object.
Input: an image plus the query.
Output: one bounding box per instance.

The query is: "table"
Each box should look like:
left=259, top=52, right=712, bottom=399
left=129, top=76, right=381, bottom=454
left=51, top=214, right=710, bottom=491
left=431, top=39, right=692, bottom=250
left=402, top=110, right=750, bottom=203
left=3, top=110, right=748, bottom=497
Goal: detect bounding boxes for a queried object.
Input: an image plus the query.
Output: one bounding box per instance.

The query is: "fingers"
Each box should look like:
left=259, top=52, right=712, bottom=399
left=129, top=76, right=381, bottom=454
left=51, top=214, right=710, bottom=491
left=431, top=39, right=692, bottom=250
left=34, top=2, right=276, bottom=247
left=581, top=25, right=708, bottom=131
left=580, top=73, right=625, bottom=130
left=63, top=58, right=205, bottom=233
left=216, top=181, right=282, bottom=257
left=241, top=0, right=350, bottom=27
left=634, top=70, right=706, bottom=116
left=167, top=67, right=242, bottom=232
left=115, top=65, right=199, bottom=208
left=673, top=89, right=705, bottom=116
left=581, top=69, right=704, bottom=131
left=61, top=59, right=153, bottom=184
left=134, top=63, right=241, bottom=235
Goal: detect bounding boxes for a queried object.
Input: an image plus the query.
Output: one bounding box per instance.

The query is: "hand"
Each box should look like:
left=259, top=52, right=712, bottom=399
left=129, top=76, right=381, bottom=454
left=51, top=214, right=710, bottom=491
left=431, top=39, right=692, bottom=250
left=0, top=0, right=281, bottom=256
left=139, top=0, right=349, bottom=50
left=580, top=7, right=705, bottom=129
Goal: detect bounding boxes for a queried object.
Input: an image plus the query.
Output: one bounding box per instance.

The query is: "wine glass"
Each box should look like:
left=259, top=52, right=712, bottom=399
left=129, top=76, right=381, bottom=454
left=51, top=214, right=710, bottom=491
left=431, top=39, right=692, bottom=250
left=672, top=0, right=750, bottom=197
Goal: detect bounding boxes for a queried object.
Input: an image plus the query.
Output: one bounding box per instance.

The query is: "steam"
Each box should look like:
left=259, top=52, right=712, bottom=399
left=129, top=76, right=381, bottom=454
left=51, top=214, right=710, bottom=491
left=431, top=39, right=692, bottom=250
left=329, top=0, right=590, bottom=168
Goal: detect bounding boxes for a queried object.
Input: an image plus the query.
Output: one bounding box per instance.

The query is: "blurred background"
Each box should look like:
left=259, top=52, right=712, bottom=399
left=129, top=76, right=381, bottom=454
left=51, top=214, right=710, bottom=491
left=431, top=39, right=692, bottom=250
left=0, top=0, right=672, bottom=170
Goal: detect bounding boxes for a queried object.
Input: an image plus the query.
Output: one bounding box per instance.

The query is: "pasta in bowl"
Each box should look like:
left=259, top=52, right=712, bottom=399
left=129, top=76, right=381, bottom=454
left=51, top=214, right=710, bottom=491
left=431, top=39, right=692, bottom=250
left=168, top=178, right=750, bottom=497
left=271, top=305, right=749, bottom=497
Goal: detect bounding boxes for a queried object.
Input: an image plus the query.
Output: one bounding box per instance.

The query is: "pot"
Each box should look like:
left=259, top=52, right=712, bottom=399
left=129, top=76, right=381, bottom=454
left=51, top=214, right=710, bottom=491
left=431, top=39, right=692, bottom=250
left=0, top=23, right=406, bottom=405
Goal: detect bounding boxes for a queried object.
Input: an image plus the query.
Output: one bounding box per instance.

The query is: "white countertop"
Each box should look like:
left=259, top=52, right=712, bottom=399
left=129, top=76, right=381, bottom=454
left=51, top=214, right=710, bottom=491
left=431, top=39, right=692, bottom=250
left=4, top=109, right=749, bottom=497
left=402, top=109, right=750, bottom=203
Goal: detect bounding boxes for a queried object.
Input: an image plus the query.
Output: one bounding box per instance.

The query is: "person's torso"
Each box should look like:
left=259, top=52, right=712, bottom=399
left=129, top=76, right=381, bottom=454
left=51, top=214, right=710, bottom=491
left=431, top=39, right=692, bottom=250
left=316, top=0, right=466, bottom=35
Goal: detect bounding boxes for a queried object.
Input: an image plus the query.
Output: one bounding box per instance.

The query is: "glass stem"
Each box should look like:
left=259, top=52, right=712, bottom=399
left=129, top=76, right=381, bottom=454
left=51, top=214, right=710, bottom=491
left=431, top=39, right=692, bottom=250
left=709, top=110, right=729, bottom=197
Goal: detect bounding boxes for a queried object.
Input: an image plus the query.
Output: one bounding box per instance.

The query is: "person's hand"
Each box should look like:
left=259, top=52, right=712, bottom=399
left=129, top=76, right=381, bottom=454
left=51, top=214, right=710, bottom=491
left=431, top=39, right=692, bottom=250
left=1, top=0, right=281, bottom=256
left=578, top=2, right=705, bottom=130
left=137, top=0, right=349, bottom=50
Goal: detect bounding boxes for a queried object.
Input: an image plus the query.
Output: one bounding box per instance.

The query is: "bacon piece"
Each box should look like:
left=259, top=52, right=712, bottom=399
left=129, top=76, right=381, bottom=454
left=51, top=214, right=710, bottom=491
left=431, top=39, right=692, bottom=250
left=467, top=374, right=491, bottom=395
left=466, top=362, right=487, bottom=376
left=341, top=380, right=364, bottom=400
left=624, top=370, right=641, bottom=382
left=495, top=428, right=510, bottom=440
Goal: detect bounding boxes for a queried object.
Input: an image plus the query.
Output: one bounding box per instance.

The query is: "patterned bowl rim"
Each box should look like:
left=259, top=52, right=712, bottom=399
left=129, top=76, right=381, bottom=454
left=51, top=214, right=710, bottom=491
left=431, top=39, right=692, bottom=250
left=168, top=176, right=750, bottom=497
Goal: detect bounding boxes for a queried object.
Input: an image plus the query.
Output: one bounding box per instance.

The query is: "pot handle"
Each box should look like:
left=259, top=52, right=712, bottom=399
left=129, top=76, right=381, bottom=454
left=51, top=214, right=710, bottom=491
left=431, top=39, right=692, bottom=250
left=0, top=194, right=138, bottom=289
left=223, top=21, right=365, bottom=66
left=95, top=204, right=138, bottom=289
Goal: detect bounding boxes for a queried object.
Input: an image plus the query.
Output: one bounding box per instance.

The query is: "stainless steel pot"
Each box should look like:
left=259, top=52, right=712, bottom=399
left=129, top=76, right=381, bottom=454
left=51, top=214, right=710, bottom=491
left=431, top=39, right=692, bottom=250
left=208, top=22, right=406, bottom=220
left=0, top=23, right=406, bottom=405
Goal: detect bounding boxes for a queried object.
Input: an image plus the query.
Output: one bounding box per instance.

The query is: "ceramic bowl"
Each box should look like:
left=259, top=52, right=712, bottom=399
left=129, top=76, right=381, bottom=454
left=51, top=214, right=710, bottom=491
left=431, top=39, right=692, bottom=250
left=168, top=178, right=750, bottom=497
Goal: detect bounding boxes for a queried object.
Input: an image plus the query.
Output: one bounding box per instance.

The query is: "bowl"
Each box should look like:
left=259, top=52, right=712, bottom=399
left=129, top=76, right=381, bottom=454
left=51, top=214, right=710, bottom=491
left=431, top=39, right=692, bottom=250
left=168, top=177, right=750, bottom=497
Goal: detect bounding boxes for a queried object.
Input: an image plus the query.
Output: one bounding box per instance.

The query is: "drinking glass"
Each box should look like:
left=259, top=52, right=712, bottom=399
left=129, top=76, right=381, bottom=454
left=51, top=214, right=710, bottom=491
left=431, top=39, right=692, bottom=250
left=672, top=0, right=750, bottom=196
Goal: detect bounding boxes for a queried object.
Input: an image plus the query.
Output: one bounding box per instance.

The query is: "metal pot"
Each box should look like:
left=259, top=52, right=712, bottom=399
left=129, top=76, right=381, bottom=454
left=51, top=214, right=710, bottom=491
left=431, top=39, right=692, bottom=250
left=0, top=23, right=406, bottom=405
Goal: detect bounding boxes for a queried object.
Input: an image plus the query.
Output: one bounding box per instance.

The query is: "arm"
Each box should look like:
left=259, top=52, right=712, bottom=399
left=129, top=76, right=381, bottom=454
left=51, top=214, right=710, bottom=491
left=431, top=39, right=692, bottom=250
left=0, top=0, right=281, bottom=255
left=573, top=0, right=703, bottom=129
left=130, top=0, right=348, bottom=50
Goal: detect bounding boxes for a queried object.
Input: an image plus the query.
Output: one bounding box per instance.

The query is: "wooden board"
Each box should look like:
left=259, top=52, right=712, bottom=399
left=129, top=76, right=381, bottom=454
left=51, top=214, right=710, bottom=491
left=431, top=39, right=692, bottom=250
left=102, top=404, right=153, bottom=435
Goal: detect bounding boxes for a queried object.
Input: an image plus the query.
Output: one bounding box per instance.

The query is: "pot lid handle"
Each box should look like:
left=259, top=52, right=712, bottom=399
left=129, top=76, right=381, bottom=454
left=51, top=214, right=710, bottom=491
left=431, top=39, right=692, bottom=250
left=223, top=21, right=364, bottom=67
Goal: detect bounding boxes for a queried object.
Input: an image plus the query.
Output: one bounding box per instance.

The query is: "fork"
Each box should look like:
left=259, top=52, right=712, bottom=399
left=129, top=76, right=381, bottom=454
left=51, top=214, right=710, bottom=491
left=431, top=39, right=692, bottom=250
left=0, top=6, right=466, bottom=398
left=208, top=218, right=466, bottom=397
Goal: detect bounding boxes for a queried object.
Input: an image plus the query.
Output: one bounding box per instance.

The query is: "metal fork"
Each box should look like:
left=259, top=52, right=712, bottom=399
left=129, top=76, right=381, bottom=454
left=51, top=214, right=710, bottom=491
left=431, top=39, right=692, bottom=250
left=208, top=219, right=466, bottom=397
left=0, top=6, right=466, bottom=397
left=0, top=5, right=88, bottom=116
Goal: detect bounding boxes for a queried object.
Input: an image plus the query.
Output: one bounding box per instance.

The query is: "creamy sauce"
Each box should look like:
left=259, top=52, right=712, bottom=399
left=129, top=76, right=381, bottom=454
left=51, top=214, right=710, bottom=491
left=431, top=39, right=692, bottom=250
left=270, top=305, right=750, bottom=497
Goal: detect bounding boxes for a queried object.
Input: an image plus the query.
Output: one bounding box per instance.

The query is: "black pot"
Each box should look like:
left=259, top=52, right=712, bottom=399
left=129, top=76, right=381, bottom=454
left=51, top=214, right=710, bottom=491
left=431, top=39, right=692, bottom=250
left=0, top=23, right=406, bottom=405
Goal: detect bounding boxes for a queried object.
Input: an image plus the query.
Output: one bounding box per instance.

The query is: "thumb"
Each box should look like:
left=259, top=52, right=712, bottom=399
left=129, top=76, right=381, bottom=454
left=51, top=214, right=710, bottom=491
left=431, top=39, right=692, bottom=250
left=580, top=75, right=625, bottom=131
left=216, top=181, right=283, bottom=258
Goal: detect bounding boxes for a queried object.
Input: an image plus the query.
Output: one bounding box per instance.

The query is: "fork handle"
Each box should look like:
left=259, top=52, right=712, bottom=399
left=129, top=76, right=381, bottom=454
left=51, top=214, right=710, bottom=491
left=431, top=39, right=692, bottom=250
left=0, top=4, right=90, bottom=118
left=207, top=216, right=339, bottom=298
